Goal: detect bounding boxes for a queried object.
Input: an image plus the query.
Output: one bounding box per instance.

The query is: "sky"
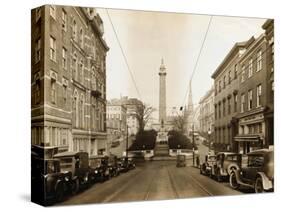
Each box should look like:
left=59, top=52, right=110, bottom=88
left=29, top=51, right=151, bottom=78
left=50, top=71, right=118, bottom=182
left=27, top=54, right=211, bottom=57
left=97, top=8, right=266, bottom=121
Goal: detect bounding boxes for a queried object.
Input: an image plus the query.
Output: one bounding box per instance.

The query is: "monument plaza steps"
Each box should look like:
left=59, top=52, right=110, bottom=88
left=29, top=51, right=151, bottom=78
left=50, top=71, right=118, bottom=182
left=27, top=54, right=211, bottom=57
left=154, top=143, right=169, bottom=156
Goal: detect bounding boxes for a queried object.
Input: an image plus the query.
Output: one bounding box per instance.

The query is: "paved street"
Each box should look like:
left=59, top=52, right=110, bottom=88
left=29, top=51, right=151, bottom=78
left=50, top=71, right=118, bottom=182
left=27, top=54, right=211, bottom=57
left=58, top=160, right=243, bottom=205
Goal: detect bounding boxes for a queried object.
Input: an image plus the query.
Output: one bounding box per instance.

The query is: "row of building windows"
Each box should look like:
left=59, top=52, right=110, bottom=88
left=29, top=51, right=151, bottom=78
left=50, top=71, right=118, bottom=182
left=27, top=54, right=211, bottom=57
left=215, top=84, right=262, bottom=119
left=215, top=50, right=263, bottom=95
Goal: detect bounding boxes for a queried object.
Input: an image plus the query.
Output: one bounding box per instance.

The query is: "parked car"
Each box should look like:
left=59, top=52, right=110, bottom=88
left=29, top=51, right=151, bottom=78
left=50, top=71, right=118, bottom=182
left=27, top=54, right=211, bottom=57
left=229, top=149, right=274, bottom=193
left=200, top=154, right=216, bottom=176
left=128, top=157, right=136, bottom=170
left=176, top=154, right=186, bottom=167
left=89, top=156, right=110, bottom=182
left=31, top=145, right=71, bottom=205
left=54, top=151, right=90, bottom=194
left=211, top=152, right=242, bottom=181
left=108, top=155, right=120, bottom=177
left=118, top=157, right=135, bottom=172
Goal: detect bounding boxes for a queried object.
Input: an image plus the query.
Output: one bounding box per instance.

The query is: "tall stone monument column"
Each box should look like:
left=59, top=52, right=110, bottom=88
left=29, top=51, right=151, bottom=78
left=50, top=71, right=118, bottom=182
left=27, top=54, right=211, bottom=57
left=159, top=58, right=167, bottom=125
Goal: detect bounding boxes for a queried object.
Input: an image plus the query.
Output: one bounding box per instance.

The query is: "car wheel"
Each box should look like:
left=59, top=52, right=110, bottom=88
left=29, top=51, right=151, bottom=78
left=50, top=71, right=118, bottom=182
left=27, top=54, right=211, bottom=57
left=55, top=183, right=64, bottom=202
left=255, top=177, right=264, bottom=193
left=72, top=179, right=80, bottom=194
left=229, top=172, right=240, bottom=189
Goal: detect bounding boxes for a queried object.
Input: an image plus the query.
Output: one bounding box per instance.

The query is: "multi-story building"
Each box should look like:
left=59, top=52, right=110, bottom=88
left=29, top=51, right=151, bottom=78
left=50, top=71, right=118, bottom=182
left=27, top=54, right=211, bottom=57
left=211, top=37, right=254, bottom=152
left=199, top=86, right=215, bottom=134
left=120, top=96, right=143, bottom=136
left=234, top=29, right=273, bottom=153
left=106, top=100, right=127, bottom=156
left=31, top=5, right=109, bottom=156
left=262, top=19, right=274, bottom=148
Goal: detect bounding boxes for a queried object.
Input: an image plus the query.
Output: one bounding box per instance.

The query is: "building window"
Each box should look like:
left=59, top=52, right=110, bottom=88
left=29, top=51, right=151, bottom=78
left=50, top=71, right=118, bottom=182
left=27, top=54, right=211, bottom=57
left=50, top=36, right=56, bottom=61
left=72, top=53, right=77, bottom=80
left=219, top=81, right=221, bottom=92
left=228, top=98, right=231, bottom=115
left=35, top=8, right=41, bottom=22
left=50, top=5, right=56, bottom=19
left=223, top=76, right=226, bottom=88
left=241, top=65, right=245, bottom=83
left=257, top=50, right=262, bottom=71
left=63, top=85, right=67, bottom=105
left=234, top=64, right=238, bottom=79
left=35, top=38, right=41, bottom=63
left=241, top=94, right=245, bottom=113
left=34, top=79, right=40, bottom=104
left=228, top=70, right=231, bottom=84
left=62, top=9, right=67, bottom=31
left=234, top=94, right=238, bottom=112
left=248, top=90, right=253, bottom=110
left=257, top=84, right=262, bottom=107
left=62, top=47, right=67, bottom=70
left=72, top=20, right=77, bottom=40
left=248, top=59, right=253, bottom=77
left=79, top=28, right=84, bottom=47
left=218, top=103, right=221, bottom=118
left=79, top=60, right=84, bottom=83
left=51, top=79, right=56, bottom=104
left=223, top=100, right=225, bottom=116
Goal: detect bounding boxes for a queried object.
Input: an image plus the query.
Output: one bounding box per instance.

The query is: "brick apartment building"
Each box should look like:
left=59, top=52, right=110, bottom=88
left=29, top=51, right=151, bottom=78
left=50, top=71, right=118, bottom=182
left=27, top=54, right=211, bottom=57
left=31, top=5, right=109, bottom=156
left=212, top=19, right=274, bottom=153
left=234, top=20, right=274, bottom=153
left=212, top=37, right=254, bottom=152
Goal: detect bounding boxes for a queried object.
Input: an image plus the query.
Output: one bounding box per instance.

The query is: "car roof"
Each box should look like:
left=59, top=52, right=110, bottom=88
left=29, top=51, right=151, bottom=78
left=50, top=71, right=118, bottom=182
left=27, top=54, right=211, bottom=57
left=217, top=152, right=239, bottom=155
left=89, top=155, right=108, bottom=159
left=247, top=148, right=273, bottom=156
left=54, top=151, right=88, bottom=158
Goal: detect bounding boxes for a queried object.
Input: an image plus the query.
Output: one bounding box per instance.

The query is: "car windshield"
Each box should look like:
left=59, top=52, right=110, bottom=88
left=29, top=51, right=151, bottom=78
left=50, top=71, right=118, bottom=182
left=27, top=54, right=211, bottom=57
left=208, top=156, right=216, bottom=161
left=90, top=159, right=102, bottom=168
left=248, top=155, right=264, bottom=167
left=226, top=155, right=239, bottom=161
left=59, top=157, right=73, bottom=172
left=45, top=160, right=59, bottom=174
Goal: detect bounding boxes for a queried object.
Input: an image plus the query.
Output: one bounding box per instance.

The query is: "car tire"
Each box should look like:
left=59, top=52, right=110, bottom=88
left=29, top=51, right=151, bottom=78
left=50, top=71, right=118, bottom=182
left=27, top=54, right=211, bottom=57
left=255, top=177, right=264, bottom=193
left=72, top=179, right=80, bottom=194
left=55, top=182, right=64, bottom=202
left=229, top=172, right=240, bottom=189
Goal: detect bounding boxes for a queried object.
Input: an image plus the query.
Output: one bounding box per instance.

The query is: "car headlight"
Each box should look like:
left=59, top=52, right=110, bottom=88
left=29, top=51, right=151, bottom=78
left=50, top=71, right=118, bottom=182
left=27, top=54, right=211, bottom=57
left=94, top=170, right=98, bottom=174
left=65, top=176, right=70, bottom=181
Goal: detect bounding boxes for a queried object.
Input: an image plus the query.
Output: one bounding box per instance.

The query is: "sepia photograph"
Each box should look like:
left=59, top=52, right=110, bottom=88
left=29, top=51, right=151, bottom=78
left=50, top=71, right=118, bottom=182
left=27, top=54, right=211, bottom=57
left=31, top=5, right=274, bottom=206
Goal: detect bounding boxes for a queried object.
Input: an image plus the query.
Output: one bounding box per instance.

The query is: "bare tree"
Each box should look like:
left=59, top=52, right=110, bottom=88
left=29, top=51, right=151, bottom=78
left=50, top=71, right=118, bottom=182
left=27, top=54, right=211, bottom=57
left=135, top=103, right=155, bottom=133
left=172, top=113, right=186, bottom=133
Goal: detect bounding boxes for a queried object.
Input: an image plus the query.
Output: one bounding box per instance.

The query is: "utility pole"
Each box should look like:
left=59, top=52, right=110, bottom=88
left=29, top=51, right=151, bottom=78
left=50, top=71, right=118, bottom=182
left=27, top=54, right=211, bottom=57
left=192, top=124, right=195, bottom=167
left=126, top=125, right=129, bottom=157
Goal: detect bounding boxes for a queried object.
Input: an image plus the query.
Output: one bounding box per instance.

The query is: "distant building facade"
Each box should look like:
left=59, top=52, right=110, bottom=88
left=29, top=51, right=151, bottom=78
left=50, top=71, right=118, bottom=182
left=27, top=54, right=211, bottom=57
left=120, top=96, right=143, bottom=136
left=106, top=100, right=127, bottom=156
left=31, top=5, right=109, bottom=156
left=199, top=86, right=215, bottom=133
left=212, top=37, right=254, bottom=152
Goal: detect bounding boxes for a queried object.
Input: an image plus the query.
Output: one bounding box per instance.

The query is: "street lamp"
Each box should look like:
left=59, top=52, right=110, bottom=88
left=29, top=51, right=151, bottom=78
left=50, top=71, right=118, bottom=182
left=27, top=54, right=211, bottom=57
left=208, top=128, right=212, bottom=153
left=191, top=124, right=195, bottom=166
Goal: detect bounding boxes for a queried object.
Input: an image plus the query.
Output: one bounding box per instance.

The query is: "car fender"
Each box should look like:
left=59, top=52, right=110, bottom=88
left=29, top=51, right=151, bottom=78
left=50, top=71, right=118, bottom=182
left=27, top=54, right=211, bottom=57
left=54, top=179, right=64, bottom=192
left=257, top=172, right=273, bottom=190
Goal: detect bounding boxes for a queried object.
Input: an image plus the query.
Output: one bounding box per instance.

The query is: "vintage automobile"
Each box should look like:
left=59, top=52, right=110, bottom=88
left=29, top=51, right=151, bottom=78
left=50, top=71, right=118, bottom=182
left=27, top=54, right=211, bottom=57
left=229, top=149, right=274, bottom=193
left=200, top=154, right=216, bottom=176
left=176, top=154, right=186, bottom=167
left=89, top=156, right=111, bottom=182
left=108, top=155, right=120, bottom=177
left=211, top=152, right=242, bottom=181
left=31, top=145, right=71, bottom=205
left=118, top=157, right=135, bottom=172
left=54, top=151, right=90, bottom=194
